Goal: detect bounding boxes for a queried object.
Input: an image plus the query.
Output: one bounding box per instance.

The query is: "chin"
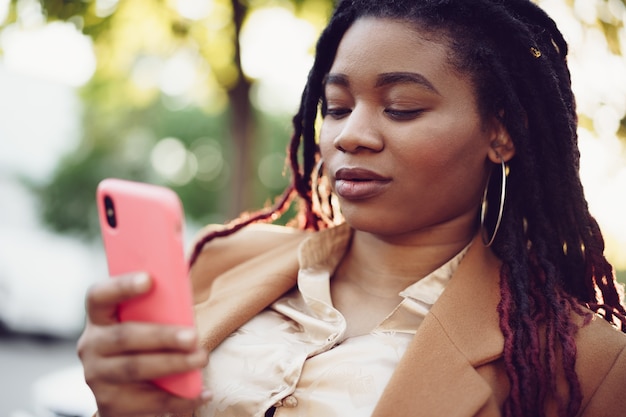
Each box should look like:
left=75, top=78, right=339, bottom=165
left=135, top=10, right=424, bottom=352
left=342, top=214, right=406, bottom=236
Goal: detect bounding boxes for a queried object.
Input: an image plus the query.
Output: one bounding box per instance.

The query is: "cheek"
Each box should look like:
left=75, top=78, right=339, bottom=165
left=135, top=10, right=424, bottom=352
left=318, top=123, right=336, bottom=159
left=394, top=122, right=488, bottom=183
left=392, top=124, right=453, bottom=168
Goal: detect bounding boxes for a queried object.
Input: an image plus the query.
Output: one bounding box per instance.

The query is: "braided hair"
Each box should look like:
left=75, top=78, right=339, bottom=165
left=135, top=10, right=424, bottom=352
left=190, top=1, right=626, bottom=416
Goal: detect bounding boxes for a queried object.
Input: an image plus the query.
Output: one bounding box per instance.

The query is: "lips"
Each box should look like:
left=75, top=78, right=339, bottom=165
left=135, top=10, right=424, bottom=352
left=333, top=167, right=391, bottom=200
left=335, top=167, right=390, bottom=181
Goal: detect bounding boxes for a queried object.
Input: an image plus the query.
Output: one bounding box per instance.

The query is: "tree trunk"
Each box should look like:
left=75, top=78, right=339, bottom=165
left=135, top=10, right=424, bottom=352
left=227, top=0, right=255, bottom=218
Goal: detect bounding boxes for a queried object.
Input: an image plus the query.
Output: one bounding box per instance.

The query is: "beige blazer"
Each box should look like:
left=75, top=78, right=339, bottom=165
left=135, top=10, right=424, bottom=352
left=190, top=224, right=626, bottom=417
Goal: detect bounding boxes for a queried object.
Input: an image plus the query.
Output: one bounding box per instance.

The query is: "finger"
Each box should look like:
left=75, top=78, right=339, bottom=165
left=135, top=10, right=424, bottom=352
left=95, top=384, right=212, bottom=417
left=88, top=349, right=209, bottom=383
left=86, top=272, right=151, bottom=325
left=93, top=323, right=200, bottom=356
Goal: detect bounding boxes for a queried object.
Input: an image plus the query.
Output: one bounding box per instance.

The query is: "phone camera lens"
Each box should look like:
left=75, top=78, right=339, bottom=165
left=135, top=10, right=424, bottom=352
left=104, top=195, right=117, bottom=228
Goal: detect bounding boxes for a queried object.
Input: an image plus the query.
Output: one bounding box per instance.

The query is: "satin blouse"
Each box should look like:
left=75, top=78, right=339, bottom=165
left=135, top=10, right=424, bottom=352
left=198, top=224, right=470, bottom=417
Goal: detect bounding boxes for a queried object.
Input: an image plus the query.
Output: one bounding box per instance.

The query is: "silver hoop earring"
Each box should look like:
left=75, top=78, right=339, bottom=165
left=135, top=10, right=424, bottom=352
left=480, top=155, right=507, bottom=247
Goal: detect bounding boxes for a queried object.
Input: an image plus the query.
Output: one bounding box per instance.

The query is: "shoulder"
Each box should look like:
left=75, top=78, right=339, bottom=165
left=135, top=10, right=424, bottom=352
left=576, top=312, right=626, bottom=365
left=189, top=223, right=310, bottom=302
left=575, top=312, right=626, bottom=415
left=192, top=222, right=308, bottom=260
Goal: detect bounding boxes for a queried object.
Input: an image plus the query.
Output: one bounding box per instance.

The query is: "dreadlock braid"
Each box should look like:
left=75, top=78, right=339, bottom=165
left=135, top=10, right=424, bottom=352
left=190, top=1, right=626, bottom=415
left=188, top=6, right=357, bottom=259
left=288, top=6, right=356, bottom=229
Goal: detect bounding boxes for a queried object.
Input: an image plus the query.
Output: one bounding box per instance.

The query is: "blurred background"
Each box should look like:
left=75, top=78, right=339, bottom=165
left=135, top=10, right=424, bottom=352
left=0, top=0, right=624, bottom=415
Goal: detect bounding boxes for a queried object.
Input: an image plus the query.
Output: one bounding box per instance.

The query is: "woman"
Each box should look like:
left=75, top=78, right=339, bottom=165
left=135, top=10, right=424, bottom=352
left=78, top=1, right=626, bottom=416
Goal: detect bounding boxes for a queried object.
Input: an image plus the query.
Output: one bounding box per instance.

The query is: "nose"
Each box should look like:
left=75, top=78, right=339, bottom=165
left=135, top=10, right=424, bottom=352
left=333, top=105, right=384, bottom=153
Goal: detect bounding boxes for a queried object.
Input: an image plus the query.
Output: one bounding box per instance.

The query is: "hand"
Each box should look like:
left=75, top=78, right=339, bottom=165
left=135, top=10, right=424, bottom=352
left=77, top=273, right=211, bottom=417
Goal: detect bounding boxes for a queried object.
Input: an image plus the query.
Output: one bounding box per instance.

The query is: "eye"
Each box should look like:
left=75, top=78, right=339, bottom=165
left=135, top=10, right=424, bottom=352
left=325, top=107, right=352, bottom=120
left=384, top=108, right=424, bottom=121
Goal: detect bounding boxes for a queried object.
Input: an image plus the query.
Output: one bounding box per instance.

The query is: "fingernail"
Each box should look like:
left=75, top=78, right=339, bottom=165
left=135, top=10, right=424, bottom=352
left=177, top=329, right=196, bottom=346
left=132, top=273, right=150, bottom=290
left=188, top=350, right=207, bottom=367
left=201, top=390, right=213, bottom=401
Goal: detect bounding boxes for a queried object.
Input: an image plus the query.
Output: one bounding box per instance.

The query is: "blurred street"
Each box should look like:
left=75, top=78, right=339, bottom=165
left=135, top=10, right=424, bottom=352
left=0, top=330, right=81, bottom=417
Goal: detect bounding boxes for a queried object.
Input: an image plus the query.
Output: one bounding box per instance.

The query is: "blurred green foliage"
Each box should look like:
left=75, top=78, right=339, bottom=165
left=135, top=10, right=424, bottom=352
left=3, top=0, right=334, bottom=238
left=1, top=0, right=624, bottom=246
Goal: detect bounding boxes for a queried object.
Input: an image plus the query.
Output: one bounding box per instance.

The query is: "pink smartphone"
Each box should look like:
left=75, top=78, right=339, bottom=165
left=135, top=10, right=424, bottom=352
left=96, top=178, right=203, bottom=399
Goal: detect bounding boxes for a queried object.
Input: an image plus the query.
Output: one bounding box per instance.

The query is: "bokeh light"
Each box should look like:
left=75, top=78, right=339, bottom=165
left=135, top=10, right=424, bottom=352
left=241, top=7, right=317, bottom=114
left=1, top=20, right=96, bottom=87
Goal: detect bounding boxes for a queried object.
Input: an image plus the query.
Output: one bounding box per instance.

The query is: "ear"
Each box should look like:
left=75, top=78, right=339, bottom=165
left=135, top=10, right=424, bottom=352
left=486, top=116, right=515, bottom=163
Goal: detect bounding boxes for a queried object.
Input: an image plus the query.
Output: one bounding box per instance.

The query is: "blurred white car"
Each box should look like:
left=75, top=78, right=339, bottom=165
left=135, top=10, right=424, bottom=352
left=0, top=179, right=106, bottom=338
left=29, top=365, right=96, bottom=417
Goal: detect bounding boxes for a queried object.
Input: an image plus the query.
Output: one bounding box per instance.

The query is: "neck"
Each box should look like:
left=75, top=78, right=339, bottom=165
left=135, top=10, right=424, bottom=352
left=335, top=226, right=476, bottom=298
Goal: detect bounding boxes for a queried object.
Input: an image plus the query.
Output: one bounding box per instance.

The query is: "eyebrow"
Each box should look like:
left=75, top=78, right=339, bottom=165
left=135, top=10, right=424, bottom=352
left=323, top=71, right=439, bottom=94
left=375, top=72, right=439, bottom=94
left=323, top=73, right=349, bottom=87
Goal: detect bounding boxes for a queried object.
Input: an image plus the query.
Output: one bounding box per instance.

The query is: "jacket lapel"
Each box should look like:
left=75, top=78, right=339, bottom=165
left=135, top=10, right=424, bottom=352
left=372, top=235, right=505, bottom=417
left=193, top=237, right=304, bottom=351
left=193, top=230, right=506, bottom=416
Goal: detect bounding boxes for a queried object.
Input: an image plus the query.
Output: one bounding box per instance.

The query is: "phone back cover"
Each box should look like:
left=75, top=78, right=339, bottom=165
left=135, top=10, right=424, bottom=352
left=97, top=178, right=202, bottom=398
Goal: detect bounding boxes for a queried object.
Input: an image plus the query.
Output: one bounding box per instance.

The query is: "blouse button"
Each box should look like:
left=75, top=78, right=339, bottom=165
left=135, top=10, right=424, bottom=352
left=283, top=395, right=298, bottom=408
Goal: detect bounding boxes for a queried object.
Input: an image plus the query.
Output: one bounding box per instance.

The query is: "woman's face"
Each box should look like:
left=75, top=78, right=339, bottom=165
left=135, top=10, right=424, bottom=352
left=319, top=17, right=502, bottom=241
